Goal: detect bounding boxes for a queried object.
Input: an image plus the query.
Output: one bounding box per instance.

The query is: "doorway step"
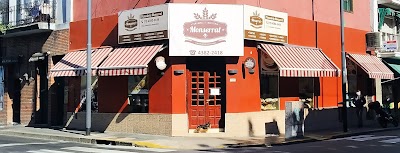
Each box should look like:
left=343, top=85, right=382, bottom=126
left=188, top=128, right=224, bottom=134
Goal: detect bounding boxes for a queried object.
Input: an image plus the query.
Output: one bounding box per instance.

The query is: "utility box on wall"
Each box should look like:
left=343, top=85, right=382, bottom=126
left=366, top=32, right=382, bottom=51
left=285, top=101, right=304, bottom=139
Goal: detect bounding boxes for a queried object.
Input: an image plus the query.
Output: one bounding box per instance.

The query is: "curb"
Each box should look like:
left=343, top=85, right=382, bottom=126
left=132, top=141, right=173, bottom=149
left=227, top=127, right=400, bottom=148
left=0, top=130, right=177, bottom=149
left=0, top=131, right=96, bottom=144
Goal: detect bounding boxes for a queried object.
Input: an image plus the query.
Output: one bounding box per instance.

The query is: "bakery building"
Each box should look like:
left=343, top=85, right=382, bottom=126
left=50, top=3, right=393, bottom=137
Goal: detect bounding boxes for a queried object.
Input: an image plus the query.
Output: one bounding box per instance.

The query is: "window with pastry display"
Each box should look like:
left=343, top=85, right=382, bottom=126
left=127, top=75, right=149, bottom=113
left=260, top=52, right=279, bottom=111
left=299, top=78, right=314, bottom=108
left=79, top=76, right=99, bottom=113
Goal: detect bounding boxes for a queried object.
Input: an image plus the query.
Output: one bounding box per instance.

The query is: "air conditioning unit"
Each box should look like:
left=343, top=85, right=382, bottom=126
left=366, top=32, right=382, bottom=49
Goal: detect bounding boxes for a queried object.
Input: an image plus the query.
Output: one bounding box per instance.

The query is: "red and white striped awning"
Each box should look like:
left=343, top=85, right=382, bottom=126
left=260, top=44, right=340, bottom=77
left=50, top=47, right=113, bottom=77
left=97, top=44, right=165, bottom=76
left=347, top=53, right=394, bottom=79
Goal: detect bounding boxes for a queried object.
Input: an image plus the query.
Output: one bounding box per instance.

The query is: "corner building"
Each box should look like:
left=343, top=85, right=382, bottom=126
left=52, top=0, right=393, bottom=136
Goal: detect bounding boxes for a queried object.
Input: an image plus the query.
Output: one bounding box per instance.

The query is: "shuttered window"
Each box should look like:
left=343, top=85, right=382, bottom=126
left=344, top=0, right=353, bottom=12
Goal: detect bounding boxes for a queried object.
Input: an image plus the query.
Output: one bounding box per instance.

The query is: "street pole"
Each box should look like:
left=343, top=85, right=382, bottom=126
left=86, top=0, right=92, bottom=136
left=340, top=0, right=348, bottom=132
left=394, top=81, right=398, bottom=120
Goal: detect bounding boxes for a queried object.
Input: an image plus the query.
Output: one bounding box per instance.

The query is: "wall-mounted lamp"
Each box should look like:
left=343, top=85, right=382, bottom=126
left=174, top=70, right=184, bottom=75
left=28, top=52, right=47, bottom=62
left=244, top=57, right=256, bottom=75
left=155, top=56, right=167, bottom=70
left=228, top=69, right=238, bottom=75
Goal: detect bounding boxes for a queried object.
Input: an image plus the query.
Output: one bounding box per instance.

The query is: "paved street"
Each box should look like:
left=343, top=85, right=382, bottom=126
left=1, top=129, right=400, bottom=153
left=0, top=135, right=176, bottom=153
left=178, top=129, right=400, bottom=153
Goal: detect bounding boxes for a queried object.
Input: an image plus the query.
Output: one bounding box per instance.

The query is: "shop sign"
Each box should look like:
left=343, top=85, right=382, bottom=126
left=244, top=5, right=288, bottom=43
left=169, top=4, right=244, bottom=56
left=118, top=4, right=169, bottom=44
left=382, top=40, right=398, bottom=51
left=209, top=87, right=221, bottom=96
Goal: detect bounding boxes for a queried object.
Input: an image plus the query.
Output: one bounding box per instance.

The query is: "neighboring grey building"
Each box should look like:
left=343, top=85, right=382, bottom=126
left=367, top=0, right=400, bottom=110
left=376, top=0, right=400, bottom=58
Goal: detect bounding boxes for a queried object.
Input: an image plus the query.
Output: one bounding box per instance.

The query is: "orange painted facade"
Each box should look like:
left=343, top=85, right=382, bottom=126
left=72, top=0, right=167, bottom=22
left=69, top=15, right=118, bottom=51
left=225, top=47, right=261, bottom=113
left=68, top=2, right=370, bottom=114
left=73, top=0, right=370, bottom=30
left=69, top=18, right=369, bottom=113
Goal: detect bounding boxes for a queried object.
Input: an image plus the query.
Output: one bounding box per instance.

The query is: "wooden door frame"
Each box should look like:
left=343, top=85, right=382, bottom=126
left=187, top=71, right=208, bottom=129
left=187, top=71, right=223, bottom=129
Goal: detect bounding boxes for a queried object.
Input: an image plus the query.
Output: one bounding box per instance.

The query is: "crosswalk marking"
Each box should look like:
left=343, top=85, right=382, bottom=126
left=379, top=138, right=400, bottom=144
left=27, top=149, right=73, bottom=153
left=62, top=146, right=137, bottom=153
left=350, top=136, right=397, bottom=142
left=25, top=145, right=176, bottom=153
left=328, top=134, right=400, bottom=144
left=0, top=142, right=63, bottom=148
left=328, top=135, right=374, bottom=141
left=95, top=145, right=176, bottom=152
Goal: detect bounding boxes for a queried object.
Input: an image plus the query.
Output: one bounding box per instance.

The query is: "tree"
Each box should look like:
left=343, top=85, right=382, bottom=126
left=0, top=0, right=9, bottom=34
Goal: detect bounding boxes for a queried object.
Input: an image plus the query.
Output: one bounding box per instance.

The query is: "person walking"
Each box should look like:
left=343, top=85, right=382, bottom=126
left=353, top=90, right=366, bottom=128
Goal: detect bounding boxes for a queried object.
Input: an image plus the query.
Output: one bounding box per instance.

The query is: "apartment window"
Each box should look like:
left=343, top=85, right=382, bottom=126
left=344, top=0, right=353, bottom=12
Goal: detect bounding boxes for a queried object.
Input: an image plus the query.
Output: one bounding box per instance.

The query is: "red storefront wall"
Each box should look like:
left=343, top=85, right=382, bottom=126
left=68, top=12, right=368, bottom=114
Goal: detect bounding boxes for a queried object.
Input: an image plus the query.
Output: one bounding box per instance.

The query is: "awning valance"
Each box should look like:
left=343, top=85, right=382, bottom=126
left=383, top=57, right=400, bottom=76
left=347, top=53, right=394, bottom=80
left=50, top=47, right=113, bottom=77
left=97, top=44, right=166, bottom=76
left=259, top=44, right=340, bottom=77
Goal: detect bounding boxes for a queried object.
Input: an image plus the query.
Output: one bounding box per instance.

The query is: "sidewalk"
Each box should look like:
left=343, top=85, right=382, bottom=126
left=0, top=125, right=398, bottom=150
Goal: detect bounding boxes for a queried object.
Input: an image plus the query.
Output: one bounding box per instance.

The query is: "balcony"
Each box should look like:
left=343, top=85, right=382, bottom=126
left=0, top=1, right=56, bottom=36
left=376, top=33, right=399, bottom=58
left=378, top=0, right=400, bottom=10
